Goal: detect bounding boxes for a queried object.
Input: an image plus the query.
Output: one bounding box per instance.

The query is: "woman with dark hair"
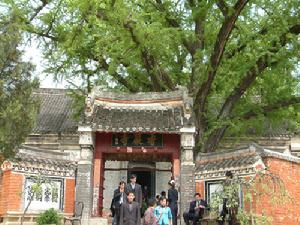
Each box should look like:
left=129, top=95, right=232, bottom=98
left=168, top=180, right=178, bottom=225
left=154, top=196, right=173, bottom=225
left=111, top=181, right=126, bottom=225
left=143, top=198, right=157, bottom=225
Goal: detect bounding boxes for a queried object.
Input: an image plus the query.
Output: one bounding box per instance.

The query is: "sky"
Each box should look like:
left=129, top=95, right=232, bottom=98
left=23, top=41, right=69, bottom=89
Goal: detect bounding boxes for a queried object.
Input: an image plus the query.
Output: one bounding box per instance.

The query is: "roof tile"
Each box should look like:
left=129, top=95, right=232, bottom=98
left=32, top=89, right=78, bottom=134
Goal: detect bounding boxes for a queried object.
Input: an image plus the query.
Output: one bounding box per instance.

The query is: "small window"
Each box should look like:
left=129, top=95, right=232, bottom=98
left=24, top=177, right=63, bottom=211
left=205, top=180, right=244, bottom=208
left=205, top=181, right=223, bottom=205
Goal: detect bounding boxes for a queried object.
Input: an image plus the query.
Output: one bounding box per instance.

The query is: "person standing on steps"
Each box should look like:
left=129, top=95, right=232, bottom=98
left=126, top=174, right=143, bottom=207
left=112, top=181, right=127, bottom=225
left=120, top=191, right=141, bottom=225
left=155, top=196, right=173, bottom=225
left=143, top=198, right=157, bottom=225
left=167, top=180, right=178, bottom=225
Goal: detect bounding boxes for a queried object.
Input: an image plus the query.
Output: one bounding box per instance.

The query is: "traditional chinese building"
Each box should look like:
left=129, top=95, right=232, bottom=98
left=77, top=86, right=196, bottom=224
left=0, top=87, right=300, bottom=225
left=0, top=89, right=79, bottom=225
left=195, top=144, right=300, bottom=225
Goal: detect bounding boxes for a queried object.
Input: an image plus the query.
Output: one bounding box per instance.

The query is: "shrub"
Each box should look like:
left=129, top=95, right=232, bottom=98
left=37, top=208, right=62, bottom=225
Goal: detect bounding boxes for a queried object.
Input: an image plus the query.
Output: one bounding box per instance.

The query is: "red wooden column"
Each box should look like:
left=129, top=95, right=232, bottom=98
left=172, top=153, right=180, bottom=183
left=92, top=152, right=104, bottom=217
left=99, top=156, right=105, bottom=216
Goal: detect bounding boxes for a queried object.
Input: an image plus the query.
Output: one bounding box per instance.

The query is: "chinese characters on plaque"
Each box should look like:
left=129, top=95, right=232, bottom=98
left=112, top=133, right=163, bottom=147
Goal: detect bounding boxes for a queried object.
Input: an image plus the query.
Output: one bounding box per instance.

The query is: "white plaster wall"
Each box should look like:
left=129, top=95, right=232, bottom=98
left=155, top=162, right=172, bottom=196
left=103, top=161, right=128, bottom=209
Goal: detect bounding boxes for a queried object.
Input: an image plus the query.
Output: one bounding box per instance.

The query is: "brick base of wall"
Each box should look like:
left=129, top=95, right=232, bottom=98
left=0, top=171, right=23, bottom=215
left=76, top=163, right=93, bottom=219
left=255, top=158, right=300, bottom=225
left=180, top=163, right=195, bottom=224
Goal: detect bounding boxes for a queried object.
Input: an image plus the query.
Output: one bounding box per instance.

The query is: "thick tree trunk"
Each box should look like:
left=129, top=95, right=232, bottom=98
left=193, top=100, right=210, bottom=153
left=202, top=126, right=229, bottom=152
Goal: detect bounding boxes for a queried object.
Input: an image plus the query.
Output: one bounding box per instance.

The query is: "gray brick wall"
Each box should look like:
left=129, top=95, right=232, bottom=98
left=103, top=161, right=128, bottom=209
left=76, top=163, right=93, bottom=219
left=180, top=164, right=195, bottom=224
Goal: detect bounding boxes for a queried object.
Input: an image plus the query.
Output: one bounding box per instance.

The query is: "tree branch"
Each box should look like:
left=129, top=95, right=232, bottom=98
left=226, top=27, right=268, bottom=59
left=202, top=96, right=300, bottom=152
left=241, top=96, right=300, bottom=120
left=27, top=29, right=58, bottom=41
left=152, top=0, right=207, bottom=92
left=227, top=24, right=300, bottom=60
left=189, top=0, right=196, bottom=7
left=219, top=24, right=300, bottom=120
left=123, top=21, right=174, bottom=91
left=195, top=0, right=249, bottom=106
left=123, top=21, right=162, bottom=90
left=209, top=0, right=248, bottom=75
left=29, top=0, right=49, bottom=22
left=152, top=0, right=194, bottom=55
left=189, top=3, right=207, bottom=92
left=219, top=54, right=273, bottom=119
left=202, top=24, right=300, bottom=152
left=202, top=125, right=229, bottom=152
left=93, top=8, right=167, bottom=91
left=216, top=0, right=229, bottom=18
left=158, top=68, right=175, bottom=90
left=150, top=0, right=194, bottom=54
left=153, top=0, right=180, bottom=27
left=194, top=0, right=249, bottom=138
left=97, top=57, right=139, bottom=92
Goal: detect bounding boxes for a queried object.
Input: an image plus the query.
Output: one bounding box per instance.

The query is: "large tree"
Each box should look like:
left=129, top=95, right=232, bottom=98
left=0, top=10, right=39, bottom=159
left=7, top=0, right=300, bottom=152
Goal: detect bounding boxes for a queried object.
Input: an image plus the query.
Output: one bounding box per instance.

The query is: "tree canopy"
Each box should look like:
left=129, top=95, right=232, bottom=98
left=0, top=10, right=39, bottom=159
left=6, top=0, right=300, bottom=152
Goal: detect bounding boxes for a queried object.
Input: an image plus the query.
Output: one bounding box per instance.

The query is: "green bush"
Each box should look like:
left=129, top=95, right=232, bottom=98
left=37, top=208, right=62, bottom=225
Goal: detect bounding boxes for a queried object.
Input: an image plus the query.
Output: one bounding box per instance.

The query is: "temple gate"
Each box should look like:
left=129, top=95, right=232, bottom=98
left=77, top=87, right=196, bottom=224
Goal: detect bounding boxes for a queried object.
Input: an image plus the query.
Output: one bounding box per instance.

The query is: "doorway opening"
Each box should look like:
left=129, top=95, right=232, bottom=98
left=128, top=170, right=156, bottom=199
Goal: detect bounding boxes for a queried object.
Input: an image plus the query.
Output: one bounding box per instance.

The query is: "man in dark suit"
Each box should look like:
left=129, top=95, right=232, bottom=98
left=126, top=174, right=142, bottom=207
left=183, top=193, right=208, bottom=225
left=111, top=181, right=127, bottom=225
left=120, top=191, right=141, bottom=225
left=168, top=180, right=178, bottom=225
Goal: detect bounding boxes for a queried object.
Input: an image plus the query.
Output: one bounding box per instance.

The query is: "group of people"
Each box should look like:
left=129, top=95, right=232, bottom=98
left=110, top=174, right=179, bottom=225
left=110, top=171, right=238, bottom=225
left=110, top=175, right=142, bottom=225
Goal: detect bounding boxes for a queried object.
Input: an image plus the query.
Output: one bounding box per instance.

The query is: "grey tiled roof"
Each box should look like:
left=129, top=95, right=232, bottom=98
left=9, top=146, right=77, bottom=177
left=15, top=146, right=76, bottom=169
left=84, top=87, right=192, bottom=132
left=88, top=105, right=185, bottom=132
left=32, top=89, right=78, bottom=134
left=91, top=88, right=186, bottom=101
left=195, top=143, right=300, bottom=177
left=196, top=154, right=259, bottom=172
left=195, top=147, right=260, bottom=175
left=261, top=148, right=300, bottom=164
left=247, top=121, right=293, bottom=137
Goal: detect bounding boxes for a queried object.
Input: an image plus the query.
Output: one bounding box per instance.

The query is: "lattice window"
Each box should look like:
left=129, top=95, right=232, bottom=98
left=52, top=184, right=59, bottom=203
left=24, top=178, right=63, bottom=211
left=205, top=181, right=223, bottom=205
left=205, top=180, right=244, bottom=208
